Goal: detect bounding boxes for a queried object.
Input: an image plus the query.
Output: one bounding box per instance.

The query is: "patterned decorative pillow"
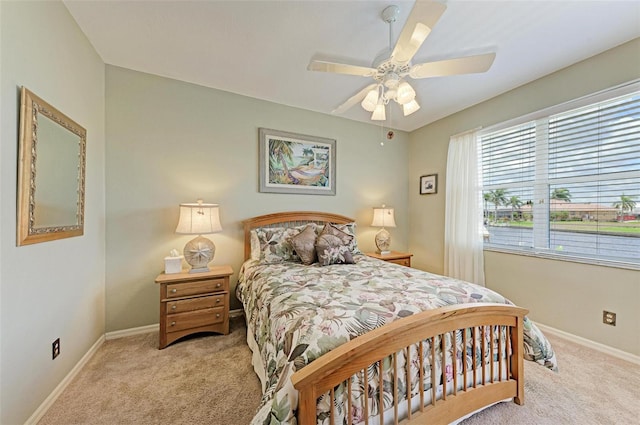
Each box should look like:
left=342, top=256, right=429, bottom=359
left=333, top=222, right=363, bottom=255
left=316, top=233, right=354, bottom=266
left=318, top=222, right=356, bottom=249
left=291, top=224, right=318, bottom=265
left=254, top=225, right=307, bottom=264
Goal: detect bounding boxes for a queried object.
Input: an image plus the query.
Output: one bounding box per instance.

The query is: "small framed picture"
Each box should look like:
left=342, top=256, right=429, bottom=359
left=420, top=174, right=437, bottom=195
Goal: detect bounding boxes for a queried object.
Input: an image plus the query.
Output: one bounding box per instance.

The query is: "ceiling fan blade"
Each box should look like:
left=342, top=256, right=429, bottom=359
left=391, top=0, right=447, bottom=66
left=308, top=60, right=377, bottom=77
left=409, top=53, right=496, bottom=79
left=331, top=83, right=378, bottom=114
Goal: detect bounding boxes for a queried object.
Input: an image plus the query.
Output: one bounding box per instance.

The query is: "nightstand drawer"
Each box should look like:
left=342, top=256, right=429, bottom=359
left=167, top=294, right=225, bottom=314
left=166, top=278, right=226, bottom=298
left=388, top=258, right=411, bottom=267
left=166, top=307, right=225, bottom=333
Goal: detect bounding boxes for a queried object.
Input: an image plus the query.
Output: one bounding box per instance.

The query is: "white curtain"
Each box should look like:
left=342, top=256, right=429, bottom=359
left=444, top=129, right=485, bottom=286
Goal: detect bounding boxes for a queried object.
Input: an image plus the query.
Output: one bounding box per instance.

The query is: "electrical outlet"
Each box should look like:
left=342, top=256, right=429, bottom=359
left=52, top=338, right=60, bottom=359
left=603, top=311, right=616, bottom=326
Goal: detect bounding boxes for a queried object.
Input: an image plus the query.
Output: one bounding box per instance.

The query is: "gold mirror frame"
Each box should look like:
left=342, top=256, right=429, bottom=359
left=17, top=87, right=86, bottom=245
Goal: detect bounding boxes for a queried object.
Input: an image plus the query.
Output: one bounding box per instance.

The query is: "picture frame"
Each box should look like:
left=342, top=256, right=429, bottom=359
left=420, top=174, right=438, bottom=195
left=259, top=128, right=336, bottom=195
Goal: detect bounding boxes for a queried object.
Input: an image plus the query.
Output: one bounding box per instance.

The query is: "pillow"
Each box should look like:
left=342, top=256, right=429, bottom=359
left=249, top=230, right=261, bottom=260
left=291, top=224, right=318, bottom=265
left=319, top=222, right=354, bottom=247
left=316, top=233, right=354, bottom=266
left=253, top=225, right=306, bottom=264
left=331, top=222, right=363, bottom=255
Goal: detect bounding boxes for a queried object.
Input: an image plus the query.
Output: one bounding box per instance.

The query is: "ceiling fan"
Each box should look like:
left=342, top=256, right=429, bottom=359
left=308, top=1, right=496, bottom=121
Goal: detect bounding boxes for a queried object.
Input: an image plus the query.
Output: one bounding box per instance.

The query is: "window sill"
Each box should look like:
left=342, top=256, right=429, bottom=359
left=483, top=246, right=640, bottom=272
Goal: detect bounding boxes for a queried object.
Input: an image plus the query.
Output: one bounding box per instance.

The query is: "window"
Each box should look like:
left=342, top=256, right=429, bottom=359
left=480, top=86, right=640, bottom=268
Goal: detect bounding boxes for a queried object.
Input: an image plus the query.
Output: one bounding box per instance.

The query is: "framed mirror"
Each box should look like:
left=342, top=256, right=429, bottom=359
left=17, top=87, right=86, bottom=245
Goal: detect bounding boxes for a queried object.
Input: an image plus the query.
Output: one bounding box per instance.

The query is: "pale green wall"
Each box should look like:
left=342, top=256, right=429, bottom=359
left=0, top=2, right=106, bottom=424
left=105, top=66, right=409, bottom=332
left=1, top=3, right=637, bottom=422
left=408, top=38, right=640, bottom=356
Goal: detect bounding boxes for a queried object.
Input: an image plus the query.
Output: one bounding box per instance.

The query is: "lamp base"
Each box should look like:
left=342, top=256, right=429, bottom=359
left=189, top=266, right=210, bottom=274
left=374, top=228, right=391, bottom=254
left=183, top=235, right=215, bottom=273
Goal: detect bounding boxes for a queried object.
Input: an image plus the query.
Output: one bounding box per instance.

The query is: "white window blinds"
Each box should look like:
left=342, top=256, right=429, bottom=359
left=481, top=88, right=640, bottom=267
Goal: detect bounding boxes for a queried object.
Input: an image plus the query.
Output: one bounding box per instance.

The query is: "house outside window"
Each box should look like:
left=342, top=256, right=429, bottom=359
left=480, top=84, right=640, bottom=268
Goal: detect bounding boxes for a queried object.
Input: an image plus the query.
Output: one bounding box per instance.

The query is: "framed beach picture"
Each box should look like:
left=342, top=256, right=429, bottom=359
left=259, top=128, right=336, bottom=195
left=420, top=174, right=437, bottom=195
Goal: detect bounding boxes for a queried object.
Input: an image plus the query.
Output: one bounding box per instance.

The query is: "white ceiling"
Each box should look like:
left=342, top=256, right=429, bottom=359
left=63, top=1, right=640, bottom=132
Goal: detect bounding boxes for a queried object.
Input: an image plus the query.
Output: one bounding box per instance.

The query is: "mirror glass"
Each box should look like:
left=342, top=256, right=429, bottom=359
left=17, top=87, right=86, bottom=245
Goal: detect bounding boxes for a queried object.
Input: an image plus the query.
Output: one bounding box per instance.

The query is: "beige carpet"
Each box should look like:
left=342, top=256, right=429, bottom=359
left=39, top=318, right=640, bottom=425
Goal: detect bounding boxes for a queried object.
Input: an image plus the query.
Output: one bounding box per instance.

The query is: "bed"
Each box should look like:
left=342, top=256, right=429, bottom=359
left=238, top=211, right=556, bottom=425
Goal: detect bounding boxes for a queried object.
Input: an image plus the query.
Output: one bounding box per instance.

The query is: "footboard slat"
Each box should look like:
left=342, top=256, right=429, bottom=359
left=498, top=326, right=504, bottom=382
left=292, top=303, right=528, bottom=425
left=329, top=388, right=335, bottom=425
left=364, top=368, right=369, bottom=425
left=405, top=346, right=412, bottom=421
left=452, top=331, right=458, bottom=396
left=393, top=352, right=399, bottom=425
left=347, top=378, right=353, bottom=425
left=379, top=360, right=384, bottom=424
left=481, top=326, right=487, bottom=385
left=462, top=329, right=468, bottom=390
left=418, top=341, right=424, bottom=411
left=490, top=326, right=495, bottom=384
left=430, top=338, right=436, bottom=407
left=440, top=333, right=446, bottom=402
left=472, top=326, right=478, bottom=389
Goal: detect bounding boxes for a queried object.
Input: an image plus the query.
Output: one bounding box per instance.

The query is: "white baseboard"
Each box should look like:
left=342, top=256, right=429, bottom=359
left=536, top=322, right=640, bottom=366
left=105, top=323, right=158, bottom=340
left=229, top=308, right=244, bottom=319
left=24, top=334, right=105, bottom=425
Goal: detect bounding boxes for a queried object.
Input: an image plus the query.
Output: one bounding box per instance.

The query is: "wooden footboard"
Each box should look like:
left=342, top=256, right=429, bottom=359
left=292, top=303, right=528, bottom=425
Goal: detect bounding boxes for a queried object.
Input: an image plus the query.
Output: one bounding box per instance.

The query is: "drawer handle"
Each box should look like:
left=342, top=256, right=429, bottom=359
left=216, top=283, right=221, bottom=288
left=170, top=321, right=176, bottom=326
left=216, top=313, right=221, bottom=318
left=171, top=289, right=177, bottom=293
left=216, top=299, right=221, bottom=303
left=171, top=305, right=177, bottom=310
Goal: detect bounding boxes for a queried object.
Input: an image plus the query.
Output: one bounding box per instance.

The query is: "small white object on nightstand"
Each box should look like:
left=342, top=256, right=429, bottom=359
left=164, top=254, right=183, bottom=274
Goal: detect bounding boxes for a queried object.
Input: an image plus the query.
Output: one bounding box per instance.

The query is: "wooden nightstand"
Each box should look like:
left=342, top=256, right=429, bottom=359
left=155, top=265, right=233, bottom=349
left=366, top=251, right=413, bottom=267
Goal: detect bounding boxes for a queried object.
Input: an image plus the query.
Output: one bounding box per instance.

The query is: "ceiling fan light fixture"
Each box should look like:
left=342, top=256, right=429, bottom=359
left=403, top=99, right=421, bottom=116
left=396, top=81, right=416, bottom=105
left=361, top=88, right=379, bottom=112
left=372, top=100, right=386, bottom=121
left=386, top=88, right=398, bottom=101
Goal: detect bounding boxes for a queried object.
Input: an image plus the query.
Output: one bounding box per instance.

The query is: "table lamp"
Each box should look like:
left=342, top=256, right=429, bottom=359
left=371, top=205, right=396, bottom=254
left=175, top=199, right=222, bottom=273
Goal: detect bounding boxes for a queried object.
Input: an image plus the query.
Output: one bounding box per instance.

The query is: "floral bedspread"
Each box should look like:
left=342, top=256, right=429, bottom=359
left=237, top=255, right=557, bottom=425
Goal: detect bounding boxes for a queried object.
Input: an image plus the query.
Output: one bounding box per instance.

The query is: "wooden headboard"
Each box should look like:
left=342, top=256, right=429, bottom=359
left=242, top=211, right=355, bottom=260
